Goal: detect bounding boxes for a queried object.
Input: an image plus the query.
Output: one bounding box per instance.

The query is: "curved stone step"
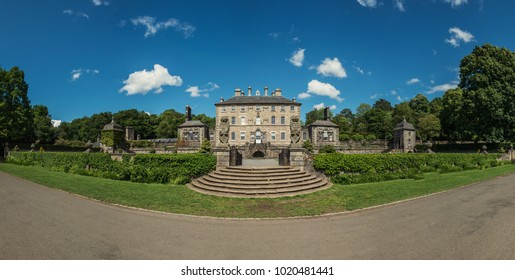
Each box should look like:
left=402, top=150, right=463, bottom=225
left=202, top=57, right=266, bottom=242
left=214, top=169, right=305, bottom=178
left=207, top=172, right=313, bottom=182
left=202, top=174, right=319, bottom=186
left=196, top=176, right=324, bottom=190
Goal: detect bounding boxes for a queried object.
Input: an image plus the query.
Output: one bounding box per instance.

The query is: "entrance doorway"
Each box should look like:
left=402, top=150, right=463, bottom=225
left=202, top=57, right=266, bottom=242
left=252, top=151, right=265, bottom=158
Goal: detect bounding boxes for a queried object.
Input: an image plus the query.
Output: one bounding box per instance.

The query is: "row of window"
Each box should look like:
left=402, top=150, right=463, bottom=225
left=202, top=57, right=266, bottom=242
left=231, top=116, right=287, bottom=125
left=230, top=131, right=286, bottom=141
left=222, top=105, right=296, bottom=112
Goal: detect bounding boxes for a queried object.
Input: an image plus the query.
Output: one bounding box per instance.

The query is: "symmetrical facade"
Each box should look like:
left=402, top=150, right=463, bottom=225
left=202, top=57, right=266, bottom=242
left=215, top=87, right=301, bottom=149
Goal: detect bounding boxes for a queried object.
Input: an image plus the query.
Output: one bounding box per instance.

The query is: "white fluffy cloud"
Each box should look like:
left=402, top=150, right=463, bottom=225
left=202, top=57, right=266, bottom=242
left=406, top=78, right=420, bottom=85
left=357, top=0, right=378, bottom=8
left=289, top=48, right=305, bottom=67
left=395, top=0, right=405, bottom=11
left=92, top=0, right=109, bottom=6
left=185, top=82, right=219, bottom=98
left=307, top=80, right=344, bottom=102
left=51, top=120, right=62, bottom=128
left=445, top=27, right=474, bottom=47
left=316, top=58, right=347, bottom=79
left=131, top=16, right=196, bottom=38
left=70, top=69, right=99, bottom=81
left=426, top=82, right=458, bottom=94
left=297, top=92, right=311, bottom=99
left=119, top=64, right=183, bottom=95
left=444, top=0, right=468, bottom=8
left=313, top=103, right=336, bottom=111
left=370, top=94, right=378, bottom=99
left=63, top=9, right=89, bottom=20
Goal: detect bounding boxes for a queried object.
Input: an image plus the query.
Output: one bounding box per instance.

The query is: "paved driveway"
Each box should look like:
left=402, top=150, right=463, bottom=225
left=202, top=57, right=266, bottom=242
left=1, top=171, right=515, bottom=259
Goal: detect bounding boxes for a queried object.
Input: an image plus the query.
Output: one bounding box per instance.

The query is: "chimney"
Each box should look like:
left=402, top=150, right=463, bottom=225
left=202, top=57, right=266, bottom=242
left=271, top=90, right=276, bottom=96
left=264, top=86, right=269, bottom=96
left=186, top=105, right=192, bottom=121
left=324, top=107, right=329, bottom=121
left=220, top=96, right=224, bottom=102
left=248, top=86, right=252, bottom=96
left=234, top=88, right=241, bottom=96
left=275, top=88, right=282, bottom=96
left=292, top=97, right=296, bottom=102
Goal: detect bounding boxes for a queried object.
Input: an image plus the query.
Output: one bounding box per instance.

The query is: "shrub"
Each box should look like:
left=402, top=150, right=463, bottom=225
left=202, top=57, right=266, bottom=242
left=319, top=145, right=336, bottom=154
left=365, top=134, right=377, bottom=141
left=199, top=139, right=211, bottom=153
left=302, top=140, right=314, bottom=154
left=351, top=134, right=364, bottom=142
left=339, top=134, right=350, bottom=141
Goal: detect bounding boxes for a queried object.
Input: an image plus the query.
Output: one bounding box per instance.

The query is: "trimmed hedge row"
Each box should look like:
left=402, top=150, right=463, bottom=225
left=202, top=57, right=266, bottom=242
left=6, top=152, right=216, bottom=185
left=314, top=153, right=504, bottom=185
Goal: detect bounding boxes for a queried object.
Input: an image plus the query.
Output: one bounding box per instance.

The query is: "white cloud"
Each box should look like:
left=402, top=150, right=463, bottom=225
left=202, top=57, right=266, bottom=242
left=92, top=0, right=109, bottom=6
left=131, top=16, right=195, bottom=38
left=313, top=103, right=336, bottom=111
left=357, top=0, right=378, bottom=8
left=63, top=9, right=89, bottom=20
left=289, top=48, right=305, bottom=67
left=292, top=37, right=301, bottom=43
left=185, top=82, right=219, bottom=98
left=426, top=82, right=458, bottom=94
left=316, top=57, right=347, bottom=79
left=395, top=0, right=405, bottom=11
left=390, top=90, right=398, bottom=95
left=355, top=66, right=365, bottom=74
left=370, top=94, right=378, bottom=99
left=269, top=32, right=279, bottom=39
left=119, top=64, right=183, bottom=95
left=396, top=96, right=403, bottom=101
left=444, top=0, right=468, bottom=8
left=445, top=27, right=474, bottom=47
left=406, top=78, right=420, bottom=85
left=51, top=120, right=62, bottom=128
left=307, top=80, right=344, bottom=102
left=298, top=92, right=311, bottom=99
left=70, top=69, right=99, bottom=81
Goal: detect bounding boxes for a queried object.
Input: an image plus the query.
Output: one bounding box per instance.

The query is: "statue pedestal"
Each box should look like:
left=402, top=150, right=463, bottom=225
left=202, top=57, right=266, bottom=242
left=289, top=147, right=305, bottom=171
left=214, top=147, right=230, bottom=169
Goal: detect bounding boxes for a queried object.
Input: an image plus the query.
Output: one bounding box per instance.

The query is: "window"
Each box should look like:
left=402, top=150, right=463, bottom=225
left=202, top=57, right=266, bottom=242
left=281, top=105, right=285, bottom=112
left=240, top=116, right=246, bottom=125
left=271, top=132, right=276, bottom=140
left=240, top=132, right=246, bottom=141
left=256, top=116, right=261, bottom=125
left=231, top=116, right=236, bottom=125
left=271, top=116, right=276, bottom=125
left=280, top=132, right=286, bottom=140
left=280, top=116, right=285, bottom=125
left=231, top=132, right=236, bottom=141
left=240, top=106, right=246, bottom=112
left=231, top=106, right=236, bottom=112
left=323, top=130, right=328, bottom=141
left=222, top=106, right=226, bottom=112
left=271, top=105, right=276, bottom=112
left=303, top=131, right=308, bottom=140
left=290, top=105, right=295, bottom=111
left=256, top=105, right=261, bottom=111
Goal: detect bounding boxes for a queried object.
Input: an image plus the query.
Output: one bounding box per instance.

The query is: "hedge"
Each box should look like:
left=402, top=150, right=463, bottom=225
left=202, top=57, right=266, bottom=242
left=6, top=152, right=216, bottom=185
left=314, top=153, right=504, bottom=184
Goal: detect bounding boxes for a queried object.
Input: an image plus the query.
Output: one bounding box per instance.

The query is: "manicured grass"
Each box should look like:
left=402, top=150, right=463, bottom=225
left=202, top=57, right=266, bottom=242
left=1, top=163, right=515, bottom=218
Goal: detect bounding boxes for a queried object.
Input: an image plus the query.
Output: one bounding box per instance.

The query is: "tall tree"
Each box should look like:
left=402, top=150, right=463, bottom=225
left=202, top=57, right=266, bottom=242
left=417, top=114, right=441, bottom=141
left=0, top=66, right=33, bottom=143
left=409, top=93, right=430, bottom=115
left=440, top=88, right=465, bottom=141
left=457, top=44, right=515, bottom=141
left=305, top=108, right=333, bottom=126
left=156, top=109, right=185, bottom=138
left=373, top=98, right=393, bottom=111
left=32, top=105, right=54, bottom=143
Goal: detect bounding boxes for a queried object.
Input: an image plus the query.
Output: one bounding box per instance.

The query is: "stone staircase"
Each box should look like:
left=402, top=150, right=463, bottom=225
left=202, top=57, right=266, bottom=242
left=189, top=166, right=330, bottom=198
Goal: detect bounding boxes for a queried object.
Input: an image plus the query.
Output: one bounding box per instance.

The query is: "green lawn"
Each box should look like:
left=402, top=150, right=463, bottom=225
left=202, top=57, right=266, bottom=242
left=1, top=163, right=515, bottom=218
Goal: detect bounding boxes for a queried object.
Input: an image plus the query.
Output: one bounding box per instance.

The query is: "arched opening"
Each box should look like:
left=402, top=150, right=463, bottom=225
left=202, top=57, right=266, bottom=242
left=252, top=151, right=265, bottom=158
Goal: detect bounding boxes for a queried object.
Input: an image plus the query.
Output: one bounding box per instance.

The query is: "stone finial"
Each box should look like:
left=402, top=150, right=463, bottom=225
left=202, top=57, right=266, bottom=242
left=220, top=96, right=224, bottom=102
left=248, top=86, right=252, bottom=96
left=264, top=86, right=268, bottom=96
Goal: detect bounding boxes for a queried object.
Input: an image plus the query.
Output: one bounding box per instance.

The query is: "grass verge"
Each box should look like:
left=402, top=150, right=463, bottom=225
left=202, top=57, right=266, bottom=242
left=1, top=163, right=515, bottom=218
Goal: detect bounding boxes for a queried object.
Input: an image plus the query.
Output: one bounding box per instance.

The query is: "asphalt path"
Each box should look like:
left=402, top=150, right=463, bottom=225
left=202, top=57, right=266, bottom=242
left=1, top=171, right=515, bottom=259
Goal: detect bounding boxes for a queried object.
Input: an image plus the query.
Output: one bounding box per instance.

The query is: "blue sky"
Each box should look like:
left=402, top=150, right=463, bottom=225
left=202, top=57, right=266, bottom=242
left=1, top=0, right=514, bottom=124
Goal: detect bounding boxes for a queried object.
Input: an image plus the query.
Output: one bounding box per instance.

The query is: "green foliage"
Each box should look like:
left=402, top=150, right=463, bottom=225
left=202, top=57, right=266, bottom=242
left=199, top=139, right=211, bottom=153
left=101, top=130, right=125, bottom=149
left=302, top=140, right=314, bottom=153
left=339, top=133, right=350, bottom=141
left=319, top=145, right=336, bottom=153
left=365, top=134, right=377, bottom=141
left=351, top=133, right=364, bottom=142
left=129, top=140, right=153, bottom=148
left=332, top=169, right=424, bottom=185
left=417, top=114, right=441, bottom=141
left=305, top=108, right=333, bottom=126
left=6, top=151, right=216, bottom=184
left=32, top=105, right=55, bottom=144
left=313, top=153, right=502, bottom=178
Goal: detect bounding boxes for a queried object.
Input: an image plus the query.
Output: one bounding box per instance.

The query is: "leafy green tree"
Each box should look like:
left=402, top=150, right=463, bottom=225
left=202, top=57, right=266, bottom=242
left=457, top=44, right=515, bottom=141
left=417, top=114, right=441, bottom=141
left=114, top=109, right=156, bottom=139
left=355, top=103, right=371, bottom=118
left=156, top=109, right=184, bottom=138
left=373, top=98, right=393, bottom=111
left=32, top=105, right=55, bottom=143
left=429, top=97, right=443, bottom=117
left=305, top=108, right=333, bottom=125
left=0, top=66, right=33, bottom=143
left=392, top=102, right=416, bottom=126
left=409, top=94, right=430, bottom=115
left=364, top=108, right=393, bottom=139
left=440, top=88, right=465, bottom=141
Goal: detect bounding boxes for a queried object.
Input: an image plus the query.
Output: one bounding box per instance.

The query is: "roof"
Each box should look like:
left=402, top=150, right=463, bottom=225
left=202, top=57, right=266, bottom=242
left=215, top=95, right=301, bottom=106
left=102, top=120, right=123, bottom=131
left=307, top=119, right=339, bottom=127
left=394, top=119, right=416, bottom=131
left=178, top=120, right=208, bottom=128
